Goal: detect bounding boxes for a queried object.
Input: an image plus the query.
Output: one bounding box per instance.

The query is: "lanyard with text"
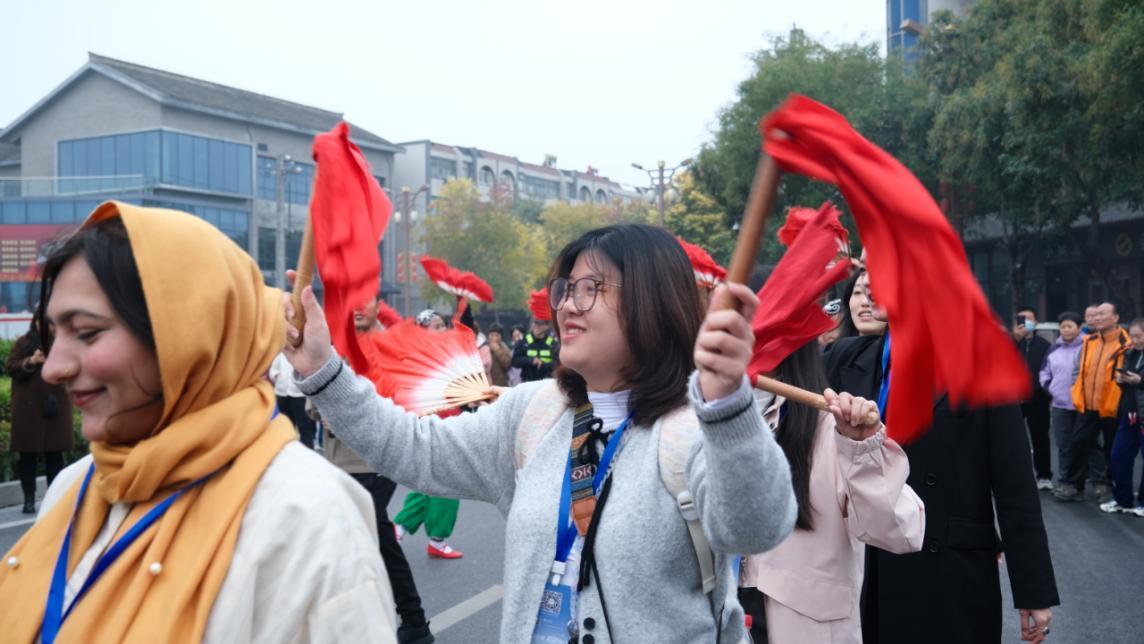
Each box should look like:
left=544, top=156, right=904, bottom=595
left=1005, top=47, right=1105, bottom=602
left=42, top=463, right=220, bottom=644
left=551, top=413, right=634, bottom=584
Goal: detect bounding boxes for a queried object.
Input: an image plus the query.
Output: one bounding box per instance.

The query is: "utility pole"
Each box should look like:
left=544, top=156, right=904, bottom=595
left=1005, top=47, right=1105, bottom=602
left=632, top=158, right=691, bottom=228
left=274, top=154, right=302, bottom=289
left=397, top=184, right=430, bottom=317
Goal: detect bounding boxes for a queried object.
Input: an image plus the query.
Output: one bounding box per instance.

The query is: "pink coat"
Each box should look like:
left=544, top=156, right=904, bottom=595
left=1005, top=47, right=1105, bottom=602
left=740, top=397, right=925, bottom=644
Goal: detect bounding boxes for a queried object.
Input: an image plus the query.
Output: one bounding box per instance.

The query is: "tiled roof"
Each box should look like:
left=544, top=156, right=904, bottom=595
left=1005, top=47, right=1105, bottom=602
left=89, top=53, right=396, bottom=151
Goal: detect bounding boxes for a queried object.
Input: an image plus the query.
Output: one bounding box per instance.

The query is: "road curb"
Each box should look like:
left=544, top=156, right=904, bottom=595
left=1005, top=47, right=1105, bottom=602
left=0, top=476, right=47, bottom=508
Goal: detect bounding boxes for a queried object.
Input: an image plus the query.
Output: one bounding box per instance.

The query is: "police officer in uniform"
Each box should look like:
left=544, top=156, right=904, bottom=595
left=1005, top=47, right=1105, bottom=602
left=511, top=317, right=558, bottom=382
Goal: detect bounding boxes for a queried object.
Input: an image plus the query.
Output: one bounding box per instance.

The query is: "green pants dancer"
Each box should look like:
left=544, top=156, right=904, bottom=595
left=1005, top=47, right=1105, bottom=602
left=394, top=492, right=463, bottom=559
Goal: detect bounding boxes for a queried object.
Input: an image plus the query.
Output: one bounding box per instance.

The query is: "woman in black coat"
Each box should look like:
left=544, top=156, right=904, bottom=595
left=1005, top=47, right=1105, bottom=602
left=5, top=323, right=74, bottom=513
left=826, top=331, right=1059, bottom=644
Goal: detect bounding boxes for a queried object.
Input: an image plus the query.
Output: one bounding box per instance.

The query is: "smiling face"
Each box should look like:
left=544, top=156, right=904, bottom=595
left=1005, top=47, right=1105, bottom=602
left=849, top=273, right=887, bottom=336
left=41, top=257, right=163, bottom=444
left=554, top=252, right=631, bottom=392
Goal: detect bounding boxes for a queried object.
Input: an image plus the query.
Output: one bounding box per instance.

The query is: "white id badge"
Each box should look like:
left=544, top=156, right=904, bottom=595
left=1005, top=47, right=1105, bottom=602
left=530, top=581, right=576, bottom=643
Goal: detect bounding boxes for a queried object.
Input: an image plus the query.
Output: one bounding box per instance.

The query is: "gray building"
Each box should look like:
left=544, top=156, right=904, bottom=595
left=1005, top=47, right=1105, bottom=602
left=391, top=140, right=645, bottom=314
left=0, top=53, right=401, bottom=312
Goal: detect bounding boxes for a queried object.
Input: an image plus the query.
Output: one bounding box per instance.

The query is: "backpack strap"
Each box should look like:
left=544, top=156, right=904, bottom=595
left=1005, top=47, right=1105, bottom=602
left=515, top=380, right=570, bottom=470
left=657, top=406, right=717, bottom=594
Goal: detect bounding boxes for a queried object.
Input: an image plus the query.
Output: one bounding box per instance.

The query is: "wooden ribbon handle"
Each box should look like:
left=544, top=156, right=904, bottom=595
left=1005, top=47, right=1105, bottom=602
left=754, top=375, right=882, bottom=427
left=288, top=171, right=318, bottom=347
left=723, top=153, right=781, bottom=292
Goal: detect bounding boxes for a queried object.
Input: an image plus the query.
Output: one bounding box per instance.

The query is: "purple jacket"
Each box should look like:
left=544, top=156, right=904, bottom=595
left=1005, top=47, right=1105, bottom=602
left=1039, top=336, right=1084, bottom=409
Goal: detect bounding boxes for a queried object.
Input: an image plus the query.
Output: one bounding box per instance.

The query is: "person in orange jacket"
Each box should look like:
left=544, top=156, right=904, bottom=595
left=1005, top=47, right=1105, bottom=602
left=1059, top=302, right=1131, bottom=503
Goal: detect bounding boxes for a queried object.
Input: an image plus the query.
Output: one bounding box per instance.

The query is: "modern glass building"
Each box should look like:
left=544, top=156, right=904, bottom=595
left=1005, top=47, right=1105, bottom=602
left=0, top=53, right=399, bottom=313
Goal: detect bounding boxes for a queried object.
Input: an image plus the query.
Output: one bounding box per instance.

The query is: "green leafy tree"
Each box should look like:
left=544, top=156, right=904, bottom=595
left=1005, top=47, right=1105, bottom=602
left=664, top=171, right=736, bottom=266
left=921, top=0, right=1144, bottom=313
left=693, top=28, right=935, bottom=263
left=420, top=179, right=548, bottom=310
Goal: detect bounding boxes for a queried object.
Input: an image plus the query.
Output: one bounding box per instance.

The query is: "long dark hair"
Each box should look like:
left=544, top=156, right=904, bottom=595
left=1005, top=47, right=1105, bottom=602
left=35, top=218, right=154, bottom=351
left=835, top=269, right=864, bottom=340
left=552, top=224, right=704, bottom=427
left=773, top=341, right=829, bottom=530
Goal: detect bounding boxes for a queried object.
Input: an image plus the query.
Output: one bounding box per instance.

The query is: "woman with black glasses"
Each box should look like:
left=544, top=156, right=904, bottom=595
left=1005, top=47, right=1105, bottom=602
left=283, top=223, right=796, bottom=643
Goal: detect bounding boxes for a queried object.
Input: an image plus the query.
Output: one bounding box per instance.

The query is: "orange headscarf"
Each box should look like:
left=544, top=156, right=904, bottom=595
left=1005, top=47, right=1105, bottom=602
left=0, top=201, right=295, bottom=643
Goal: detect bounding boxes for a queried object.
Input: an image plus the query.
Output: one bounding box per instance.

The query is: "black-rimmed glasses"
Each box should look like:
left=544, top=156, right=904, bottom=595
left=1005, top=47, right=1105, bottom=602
left=548, top=277, right=622, bottom=313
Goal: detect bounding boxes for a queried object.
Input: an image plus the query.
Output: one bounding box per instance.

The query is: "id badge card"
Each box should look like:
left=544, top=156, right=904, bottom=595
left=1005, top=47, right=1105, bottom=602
left=530, top=581, right=577, bottom=643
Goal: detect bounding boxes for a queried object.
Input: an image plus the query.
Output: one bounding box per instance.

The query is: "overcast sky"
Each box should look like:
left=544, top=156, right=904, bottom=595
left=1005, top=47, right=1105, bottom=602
left=1, top=0, right=885, bottom=187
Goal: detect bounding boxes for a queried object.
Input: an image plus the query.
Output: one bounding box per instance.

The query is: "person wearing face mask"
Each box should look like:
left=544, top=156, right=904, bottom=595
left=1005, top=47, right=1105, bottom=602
left=0, top=203, right=395, bottom=643
left=282, top=223, right=797, bottom=644
left=1012, top=308, right=1053, bottom=490
left=1039, top=312, right=1085, bottom=498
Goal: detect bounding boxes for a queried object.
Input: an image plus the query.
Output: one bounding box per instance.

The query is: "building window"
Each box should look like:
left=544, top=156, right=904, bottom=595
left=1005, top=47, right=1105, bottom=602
left=374, top=175, right=387, bottom=189
left=579, top=186, right=591, bottom=202
left=58, top=131, right=162, bottom=192
left=150, top=131, right=252, bottom=195
left=566, top=183, right=576, bottom=200
left=595, top=189, right=607, bottom=204
left=500, top=171, right=516, bottom=192
left=463, top=161, right=474, bottom=179
left=429, top=157, right=456, bottom=181
left=521, top=175, right=561, bottom=200
left=256, top=155, right=313, bottom=204
left=479, top=166, right=495, bottom=185
left=257, top=226, right=302, bottom=280
left=145, top=199, right=250, bottom=250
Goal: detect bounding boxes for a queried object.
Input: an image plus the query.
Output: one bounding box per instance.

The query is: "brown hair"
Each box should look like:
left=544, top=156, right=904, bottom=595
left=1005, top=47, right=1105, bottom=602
left=551, top=224, right=704, bottom=427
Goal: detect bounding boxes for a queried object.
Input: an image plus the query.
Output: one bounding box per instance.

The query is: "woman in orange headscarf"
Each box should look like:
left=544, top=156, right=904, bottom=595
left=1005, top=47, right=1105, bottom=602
left=0, top=202, right=396, bottom=643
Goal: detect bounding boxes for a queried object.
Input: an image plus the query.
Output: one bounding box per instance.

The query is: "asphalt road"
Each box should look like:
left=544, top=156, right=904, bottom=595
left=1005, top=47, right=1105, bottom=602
left=3, top=465, right=1142, bottom=643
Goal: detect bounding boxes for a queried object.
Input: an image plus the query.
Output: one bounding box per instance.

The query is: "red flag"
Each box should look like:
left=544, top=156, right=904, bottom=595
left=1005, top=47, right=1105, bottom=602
left=761, top=94, right=1030, bottom=443
left=376, top=300, right=403, bottom=328
left=310, top=122, right=392, bottom=376
left=528, top=289, right=551, bottom=321
left=777, top=202, right=849, bottom=248
left=676, top=237, right=727, bottom=288
left=749, top=204, right=851, bottom=377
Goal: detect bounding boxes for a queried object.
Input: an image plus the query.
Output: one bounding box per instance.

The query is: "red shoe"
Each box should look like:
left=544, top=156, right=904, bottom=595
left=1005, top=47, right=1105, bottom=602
left=427, top=541, right=463, bottom=559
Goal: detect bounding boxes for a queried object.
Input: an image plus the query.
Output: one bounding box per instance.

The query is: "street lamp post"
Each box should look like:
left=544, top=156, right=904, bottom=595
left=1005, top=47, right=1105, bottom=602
left=396, top=184, right=430, bottom=316
left=274, top=154, right=303, bottom=289
left=632, top=158, right=692, bottom=228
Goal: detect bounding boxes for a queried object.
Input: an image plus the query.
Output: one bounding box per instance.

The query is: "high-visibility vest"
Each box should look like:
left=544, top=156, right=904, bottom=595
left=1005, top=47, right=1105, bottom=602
left=524, top=333, right=555, bottom=363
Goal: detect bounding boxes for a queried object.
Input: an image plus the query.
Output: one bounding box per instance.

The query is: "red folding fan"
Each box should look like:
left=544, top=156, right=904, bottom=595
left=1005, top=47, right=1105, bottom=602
left=419, top=255, right=495, bottom=303
left=364, top=319, right=499, bottom=415
left=677, top=237, right=726, bottom=289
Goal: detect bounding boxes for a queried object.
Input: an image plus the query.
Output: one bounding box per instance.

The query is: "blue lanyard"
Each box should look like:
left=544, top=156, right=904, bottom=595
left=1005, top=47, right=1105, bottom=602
left=42, top=463, right=219, bottom=644
left=553, top=413, right=634, bottom=581
left=877, top=332, right=892, bottom=417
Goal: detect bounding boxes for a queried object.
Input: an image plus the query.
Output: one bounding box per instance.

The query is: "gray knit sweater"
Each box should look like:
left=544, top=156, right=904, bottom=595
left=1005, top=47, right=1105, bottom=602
left=299, top=357, right=796, bottom=643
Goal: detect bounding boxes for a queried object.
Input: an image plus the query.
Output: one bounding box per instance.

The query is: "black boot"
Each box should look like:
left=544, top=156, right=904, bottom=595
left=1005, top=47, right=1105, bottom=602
left=22, top=496, right=36, bottom=514
left=397, top=620, right=434, bottom=644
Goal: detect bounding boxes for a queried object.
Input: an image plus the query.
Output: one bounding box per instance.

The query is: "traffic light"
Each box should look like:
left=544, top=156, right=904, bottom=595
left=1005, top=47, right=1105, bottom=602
left=396, top=252, right=406, bottom=283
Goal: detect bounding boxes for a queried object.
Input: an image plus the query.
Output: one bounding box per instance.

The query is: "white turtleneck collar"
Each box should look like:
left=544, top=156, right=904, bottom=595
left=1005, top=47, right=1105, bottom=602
left=587, top=389, right=632, bottom=432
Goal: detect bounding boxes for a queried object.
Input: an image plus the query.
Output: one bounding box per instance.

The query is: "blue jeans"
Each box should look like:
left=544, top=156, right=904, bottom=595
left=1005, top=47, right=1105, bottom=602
left=1110, top=414, right=1144, bottom=508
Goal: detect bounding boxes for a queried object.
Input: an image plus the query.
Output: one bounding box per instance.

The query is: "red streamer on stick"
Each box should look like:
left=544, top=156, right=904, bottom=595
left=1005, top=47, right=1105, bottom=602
left=677, top=237, right=727, bottom=288
left=310, top=122, right=392, bottom=376
left=760, top=94, right=1029, bottom=443
left=749, top=203, right=851, bottom=377
left=420, top=255, right=495, bottom=303
left=528, top=289, right=551, bottom=321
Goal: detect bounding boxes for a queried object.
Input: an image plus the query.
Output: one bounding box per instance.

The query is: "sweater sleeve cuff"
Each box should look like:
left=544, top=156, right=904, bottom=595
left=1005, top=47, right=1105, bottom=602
left=297, top=355, right=345, bottom=395
left=688, top=371, right=760, bottom=445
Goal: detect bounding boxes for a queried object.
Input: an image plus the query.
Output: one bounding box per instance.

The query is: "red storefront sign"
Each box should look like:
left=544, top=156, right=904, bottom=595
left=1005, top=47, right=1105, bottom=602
left=0, top=224, right=78, bottom=281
